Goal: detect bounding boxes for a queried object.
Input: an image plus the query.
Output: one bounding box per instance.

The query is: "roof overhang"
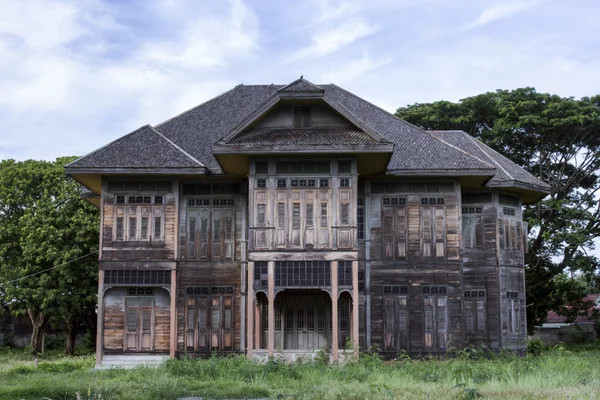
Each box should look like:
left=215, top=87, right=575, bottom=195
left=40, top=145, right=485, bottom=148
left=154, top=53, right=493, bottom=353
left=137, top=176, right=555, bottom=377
left=212, top=144, right=394, bottom=176
left=486, top=180, right=551, bottom=204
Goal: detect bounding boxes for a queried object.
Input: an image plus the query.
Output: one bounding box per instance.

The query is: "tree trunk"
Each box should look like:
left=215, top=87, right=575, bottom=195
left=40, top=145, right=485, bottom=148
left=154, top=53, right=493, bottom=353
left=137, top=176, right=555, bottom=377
left=27, top=309, right=48, bottom=355
left=65, top=315, right=77, bottom=356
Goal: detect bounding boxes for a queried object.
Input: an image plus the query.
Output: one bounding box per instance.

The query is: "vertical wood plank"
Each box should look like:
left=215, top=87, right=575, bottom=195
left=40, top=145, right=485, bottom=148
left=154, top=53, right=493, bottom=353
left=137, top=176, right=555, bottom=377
left=331, top=261, right=339, bottom=362
left=352, top=260, right=359, bottom=351
left=246, top=261, right=254, bottom=359
left=96, top=270, right=104, bottom=366
left=267, top=261, right=275, bottom=357
left=169, top=270, right=177, bottom=358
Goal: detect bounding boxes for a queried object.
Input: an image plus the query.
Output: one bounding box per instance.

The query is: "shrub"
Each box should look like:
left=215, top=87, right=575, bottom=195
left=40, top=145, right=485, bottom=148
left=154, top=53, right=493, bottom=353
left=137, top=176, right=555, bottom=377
left=527, top=338, right=545, bottom=357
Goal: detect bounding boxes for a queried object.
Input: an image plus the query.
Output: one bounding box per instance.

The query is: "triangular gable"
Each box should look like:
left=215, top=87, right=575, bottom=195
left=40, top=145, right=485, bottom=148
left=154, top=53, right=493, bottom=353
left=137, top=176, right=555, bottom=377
left=217, top=79, right=389, bottom=146
left=66, top=125, right=205, bottom=170
left=278, top=77, right=325, bottom=93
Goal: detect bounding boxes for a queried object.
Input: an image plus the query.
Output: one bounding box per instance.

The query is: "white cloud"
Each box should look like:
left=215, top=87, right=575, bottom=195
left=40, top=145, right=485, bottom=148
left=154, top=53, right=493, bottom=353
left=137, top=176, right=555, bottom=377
left=287, top=19, right=377, bottom=61
left=320, top=53, right=392, bottom=83
left=464, top=0, right=543, bottom=29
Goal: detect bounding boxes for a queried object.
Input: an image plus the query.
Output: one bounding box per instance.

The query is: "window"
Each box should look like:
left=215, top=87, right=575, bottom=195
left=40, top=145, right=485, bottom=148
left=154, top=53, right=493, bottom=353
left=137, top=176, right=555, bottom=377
left=423, top=286, right=448, bottom=350
left=274, top=261, right=331, bottom=286
left=464, top=290, right=486, bottom=335
left=293, top=105, right=312, bottom=128
left=338, top=160, right=352, bottom=174
left=339, top=178, right=350, bottom=188
left=421, top=199, right=445, bottom=258
left=276, top=161, right=330, bottom=174
left=338, top=261, right=353, bottom=286
left=506, top=291, right=520, bottom=335
left=383, top=287, right=409, bottom=351
left=357, top=197, right=365, bottom=240
left=185, top=288, right=234, bottom=351
left=113, top=196, right=164, bottom=242
left=186, top=197, right=235, bottom=261
left=340, top=203, right=350, bottom=225
left=256, top=178, right=267, bottom=188
left=128, top=288, right=154, bottom=296
left=108, top=180, right=172, bottom=193
left=462, top=206, right=483, bottom=249
left=277, top=179, right=287, bottom=188
left=382, top=202, right=407, bottom=259
left=320, top=202, right=328, bottom=228
left=306, top=203, right=314, bottom=228
left=104, top=270, right=171, bottom=285
left=319, top=178, right=329, bottom=188
left=371, top=182, right=454, bottom=194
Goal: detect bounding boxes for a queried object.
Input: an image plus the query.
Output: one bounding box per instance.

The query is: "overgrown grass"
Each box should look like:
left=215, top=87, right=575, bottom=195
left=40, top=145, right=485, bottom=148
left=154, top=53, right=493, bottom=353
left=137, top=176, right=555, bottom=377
left=0, top=343, right=599, bottom=399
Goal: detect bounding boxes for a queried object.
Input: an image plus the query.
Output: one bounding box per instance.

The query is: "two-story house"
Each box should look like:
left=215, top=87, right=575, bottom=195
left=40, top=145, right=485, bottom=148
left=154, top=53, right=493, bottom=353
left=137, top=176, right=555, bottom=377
left=66, top=78, right=549, bottom=367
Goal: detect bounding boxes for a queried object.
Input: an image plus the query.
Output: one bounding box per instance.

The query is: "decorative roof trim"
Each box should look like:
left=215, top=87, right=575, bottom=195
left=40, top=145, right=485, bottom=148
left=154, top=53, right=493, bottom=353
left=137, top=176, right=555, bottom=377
left=277, top=77, right=325, bottom=92
left=385, top=168, right=495, bottom=177
left=213, top=143, right=394, bottom=155
left=65, top=167, right=207, bottom=175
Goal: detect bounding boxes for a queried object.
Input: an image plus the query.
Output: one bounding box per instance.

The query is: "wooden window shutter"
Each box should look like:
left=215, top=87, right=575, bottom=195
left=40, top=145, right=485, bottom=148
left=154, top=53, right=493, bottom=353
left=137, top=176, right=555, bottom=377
left=140, top=207, right=150, bottom=240
left=383, top=297, right=394, bottom=349
left=383, top=207, right=394, bottom=259
left=320, top=202, right=328, bottom=228
left=115, top=206, right=125, bottom=241
left=223, top=208, right=234, bottom=260
left=212, top=208, right=222, bottom=259
left=504, top=219, right=510, bottom=249
left=199, top=209, right=210, bottom=259
left=395, top=207, right=407, bottom=259
left=465, top=301, right=474, bottom=333
left=277, top=203, right=285, bottom=228
left=186, top=298, right=196, bottom=350
left=198, top=298, right=208, bottom=350
left=153, top=206, right=164, bottom=241
left=437, top=297, right=447, bottom=349
left=187, top=212, right=197, bottom=259
left=305, top=203, right=313, bottom=228
left=421, top=208, right=433, bottom=258
left=434, top=208, right=445, bottom=258
left=476, top=300, right=486, bottom=333
left=128, top=206, right=138, bottom=240
left=223, top=296, right=233, bottom=350
left=257, top=204, right=266, bottom=226
left=424, top=297, right=434, bottom=348
left=475, top=214, right=483, bottom=248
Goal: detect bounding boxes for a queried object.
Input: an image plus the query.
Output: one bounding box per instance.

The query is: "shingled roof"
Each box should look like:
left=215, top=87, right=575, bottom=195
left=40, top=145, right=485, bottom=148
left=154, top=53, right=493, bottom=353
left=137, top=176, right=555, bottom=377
left=431, top=130, right=551, bottom=192
left=66, top=78, right=550, bottom=197
left=66, top=125, right=204, bottom=170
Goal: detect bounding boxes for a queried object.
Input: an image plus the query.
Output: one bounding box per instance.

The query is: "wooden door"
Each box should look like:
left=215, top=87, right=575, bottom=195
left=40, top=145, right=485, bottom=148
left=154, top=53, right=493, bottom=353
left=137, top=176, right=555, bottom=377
left=124, top=297, right=155, bottom=352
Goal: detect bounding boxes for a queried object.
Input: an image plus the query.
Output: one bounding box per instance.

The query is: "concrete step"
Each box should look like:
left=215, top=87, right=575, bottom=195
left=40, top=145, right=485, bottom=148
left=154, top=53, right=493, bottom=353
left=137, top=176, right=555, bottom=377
left=96, top=354, right=169, bottom=369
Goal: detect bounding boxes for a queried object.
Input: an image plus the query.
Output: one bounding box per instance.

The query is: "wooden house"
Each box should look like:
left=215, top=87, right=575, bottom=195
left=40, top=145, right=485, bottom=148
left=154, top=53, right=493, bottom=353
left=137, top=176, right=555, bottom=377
left=65, top=78, right=550, bottom=366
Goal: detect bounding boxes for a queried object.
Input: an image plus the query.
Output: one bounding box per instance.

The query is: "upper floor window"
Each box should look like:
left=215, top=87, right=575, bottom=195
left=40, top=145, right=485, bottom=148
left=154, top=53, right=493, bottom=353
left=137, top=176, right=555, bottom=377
left=113, top=195, right=164, bottom=242
left=108, top=180, right=172, bottom=193
left=372, top=182, right=454, bottom=194
left=293, top=105, right=312, bottom=128
left=276, top=160, right=330, bottom=174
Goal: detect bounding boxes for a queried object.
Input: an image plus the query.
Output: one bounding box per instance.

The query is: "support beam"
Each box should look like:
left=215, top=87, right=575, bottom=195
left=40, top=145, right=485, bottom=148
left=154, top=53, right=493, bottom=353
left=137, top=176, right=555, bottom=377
left=246, top=262, right=254, bottom=359
left=267, top=261, right=275, bottom=357
left=331, top=261, right=339, bottom=363
left=169, top=270, right=177, bottom=359
left=95, top=270, right=104, bottom=366
left=352, top=260, right=359, bottom=352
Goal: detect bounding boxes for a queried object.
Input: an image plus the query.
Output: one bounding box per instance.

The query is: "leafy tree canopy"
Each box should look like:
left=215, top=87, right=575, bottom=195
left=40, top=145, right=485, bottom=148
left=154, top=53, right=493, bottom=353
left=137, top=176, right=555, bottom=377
left=396, top=88, right=600, bottom=332
left=0, top=157, right=99, bottom=353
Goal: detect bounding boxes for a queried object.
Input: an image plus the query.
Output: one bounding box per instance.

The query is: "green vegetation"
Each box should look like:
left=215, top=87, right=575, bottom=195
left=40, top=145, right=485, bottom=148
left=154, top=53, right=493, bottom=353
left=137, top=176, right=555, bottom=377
left=1, top=343, right=600, bottom=399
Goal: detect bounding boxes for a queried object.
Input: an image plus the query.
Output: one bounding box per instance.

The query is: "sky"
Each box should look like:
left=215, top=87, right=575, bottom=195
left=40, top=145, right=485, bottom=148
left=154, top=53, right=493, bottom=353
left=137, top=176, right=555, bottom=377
left=0, top=0, right=599, bottom=161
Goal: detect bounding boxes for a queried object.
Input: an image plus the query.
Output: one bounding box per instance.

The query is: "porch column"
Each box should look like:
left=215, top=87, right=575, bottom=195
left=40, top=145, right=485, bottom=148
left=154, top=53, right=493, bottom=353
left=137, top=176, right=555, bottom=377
left=255, top=300, right=261, bottom=349
left=331, top=261, right=339, bottom=363
left=246, top=261, right=254, bottom=359
left=169, top=270, right=177, bottom=358
left=267, top=261, right=275, bottom=357
left=352, top=260, right=359, bottom=352
left=96, top=270, right=104, bottom=366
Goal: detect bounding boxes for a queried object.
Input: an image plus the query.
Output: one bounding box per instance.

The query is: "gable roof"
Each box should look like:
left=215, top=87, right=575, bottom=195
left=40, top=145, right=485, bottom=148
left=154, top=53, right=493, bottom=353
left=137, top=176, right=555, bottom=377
left=66, top=125, right=205, bottom=171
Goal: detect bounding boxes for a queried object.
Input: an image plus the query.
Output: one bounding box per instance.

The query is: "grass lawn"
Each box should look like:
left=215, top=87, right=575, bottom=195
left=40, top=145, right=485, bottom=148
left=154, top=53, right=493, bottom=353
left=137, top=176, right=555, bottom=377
left=0, top=343, right=599, bottom=400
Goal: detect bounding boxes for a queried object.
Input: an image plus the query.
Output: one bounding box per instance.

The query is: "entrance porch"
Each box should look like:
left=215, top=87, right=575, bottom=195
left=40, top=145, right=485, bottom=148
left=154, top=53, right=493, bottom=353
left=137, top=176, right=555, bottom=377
left=246, top=260, right=359, bottom=362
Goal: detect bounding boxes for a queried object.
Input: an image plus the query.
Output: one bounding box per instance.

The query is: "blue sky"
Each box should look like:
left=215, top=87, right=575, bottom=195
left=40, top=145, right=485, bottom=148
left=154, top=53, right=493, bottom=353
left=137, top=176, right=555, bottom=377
left=0, top=0, right=599, bottom=161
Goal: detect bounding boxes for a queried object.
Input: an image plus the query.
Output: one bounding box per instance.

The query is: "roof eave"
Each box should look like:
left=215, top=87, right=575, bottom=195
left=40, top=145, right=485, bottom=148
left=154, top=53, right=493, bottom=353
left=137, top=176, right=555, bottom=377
left=65, top=167, right=208, bottom=175
left=212, top=143, right=394, bottom=155
left=385, top=168, right=496, bottom=177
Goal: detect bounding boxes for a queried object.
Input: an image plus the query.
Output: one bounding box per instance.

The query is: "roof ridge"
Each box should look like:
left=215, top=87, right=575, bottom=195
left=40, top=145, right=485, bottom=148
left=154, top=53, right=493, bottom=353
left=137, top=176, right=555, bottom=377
left=327, top=84, right=494, bottom=170
left=427, top=131, right=495, bottom=169
left=154, top=85, right=240, bottom=129
left=65, top=125, right=150, bottom=168
left=148, top=126, right=205, bottom=167
left=278, top=77, right=324, bottom=92
left=462, top=133, right=515, bottom=180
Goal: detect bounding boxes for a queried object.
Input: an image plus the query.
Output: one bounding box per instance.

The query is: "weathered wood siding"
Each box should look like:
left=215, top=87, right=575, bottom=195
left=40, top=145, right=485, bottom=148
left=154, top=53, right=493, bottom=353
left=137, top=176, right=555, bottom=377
left=253, top=103, right=354, bottom=129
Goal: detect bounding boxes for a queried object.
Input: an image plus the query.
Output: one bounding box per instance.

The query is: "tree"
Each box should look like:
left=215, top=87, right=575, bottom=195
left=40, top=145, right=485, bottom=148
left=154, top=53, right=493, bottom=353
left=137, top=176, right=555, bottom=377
left=0, top=157, right=99, bottom=354
left=396, top=88, right=600, bottom=332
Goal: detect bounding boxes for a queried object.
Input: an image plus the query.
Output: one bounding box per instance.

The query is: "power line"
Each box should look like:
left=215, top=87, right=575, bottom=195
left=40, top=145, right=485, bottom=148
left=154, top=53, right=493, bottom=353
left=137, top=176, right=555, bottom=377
left=0, top=250, right=99, bottom=287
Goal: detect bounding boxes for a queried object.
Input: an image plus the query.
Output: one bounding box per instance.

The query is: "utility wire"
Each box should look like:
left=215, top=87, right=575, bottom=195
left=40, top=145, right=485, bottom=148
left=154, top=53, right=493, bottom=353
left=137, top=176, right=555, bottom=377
left=0, top=250, right=99, bottom=287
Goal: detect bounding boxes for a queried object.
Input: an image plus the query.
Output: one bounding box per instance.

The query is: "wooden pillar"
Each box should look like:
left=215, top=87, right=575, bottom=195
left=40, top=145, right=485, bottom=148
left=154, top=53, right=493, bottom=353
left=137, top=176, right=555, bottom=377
left=255, top=301, right=261, bottom=349
left=169, top=270, right=177, bottom=359
left=246, top=262, right=254, bottom=359
left=352, top=260, right=359, bottom=352
left=95, top=270, right=104, bottom=366
left=267, top=261, right=275, bottom=357
left=331, top=261, right=339, bottom=363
